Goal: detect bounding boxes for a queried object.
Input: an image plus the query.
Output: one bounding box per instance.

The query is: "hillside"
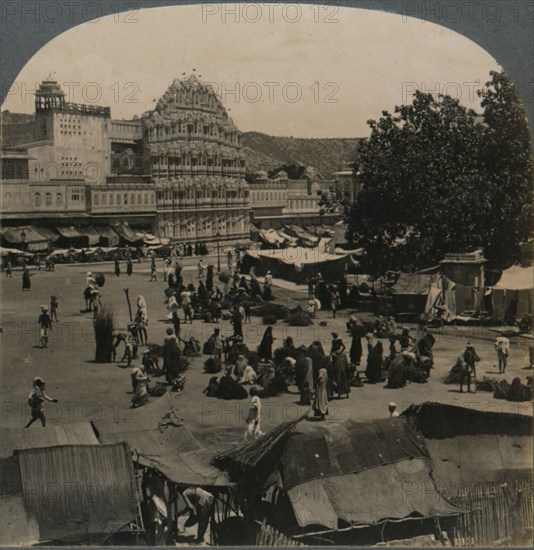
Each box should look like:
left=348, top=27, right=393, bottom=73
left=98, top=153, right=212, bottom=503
left=242, top=131, right=364, bottom=178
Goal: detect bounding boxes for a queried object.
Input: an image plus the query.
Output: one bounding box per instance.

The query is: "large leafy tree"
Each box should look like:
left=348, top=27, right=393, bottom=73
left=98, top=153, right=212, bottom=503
left=347, top=72, right=533, bottom=276
left=477, top=71, right=534, bottom=267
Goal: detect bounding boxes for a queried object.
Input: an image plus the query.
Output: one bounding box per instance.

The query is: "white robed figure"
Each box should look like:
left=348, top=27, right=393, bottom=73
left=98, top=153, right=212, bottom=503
left=244, top=391, right=264, bottom=441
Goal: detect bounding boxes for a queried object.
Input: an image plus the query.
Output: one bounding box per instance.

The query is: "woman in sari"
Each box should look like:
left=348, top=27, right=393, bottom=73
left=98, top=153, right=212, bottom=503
left=349, top=318, right=364, bottom=366
left=313, top=368, right=328, bottom=420
left=132, top=366, right=149, bottom=408
left=334, top=352, right=350, bottom=399
left=366, top=341, right=384, bottom=383
left=258, top=326, right=275, bottom=361
left=300, top=356, right=314, bottom=406
left=163, top=327, right=182, bottom=384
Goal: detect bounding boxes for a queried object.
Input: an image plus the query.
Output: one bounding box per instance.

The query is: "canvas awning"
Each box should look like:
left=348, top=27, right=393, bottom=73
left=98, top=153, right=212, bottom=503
left=288, top=460, right=461, bottom=529
left=112, top=223, right=143, bottom=243
left=92, top=395, right=231, bottom=487
left=259, top=229, right=285, bottom=246
left=283, top=225, right=319, bottom=244
left=1, top=225, right=49, bottom=244
left=391, top=273, right=436, bottom=295
left=0, top=247, right=32, bottom=256
left=56, top=226, right=84, bottom=239
left=78, top=226, right=101, bottom=245
left=242, top=247, right=348, bottom=283
left=493, top=265, right=533, bottom=290
left=34, top=227, right=60, bottom=242
left=95, top=226, right=120, bottom=246
left=283, top=419, right=462, bottom=529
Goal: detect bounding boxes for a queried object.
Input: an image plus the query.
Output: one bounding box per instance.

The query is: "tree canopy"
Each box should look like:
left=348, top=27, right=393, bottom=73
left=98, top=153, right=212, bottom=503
left=346, top=71, right=533, bottom=276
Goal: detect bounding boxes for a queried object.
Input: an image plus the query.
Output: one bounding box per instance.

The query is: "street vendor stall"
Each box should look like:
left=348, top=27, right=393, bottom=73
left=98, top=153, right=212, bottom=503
left=241, top=247, right=349, bottom=283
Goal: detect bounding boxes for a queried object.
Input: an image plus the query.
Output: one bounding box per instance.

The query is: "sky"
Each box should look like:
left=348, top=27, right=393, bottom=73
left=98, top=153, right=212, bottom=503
left=2, top=3, right=501, bottom=138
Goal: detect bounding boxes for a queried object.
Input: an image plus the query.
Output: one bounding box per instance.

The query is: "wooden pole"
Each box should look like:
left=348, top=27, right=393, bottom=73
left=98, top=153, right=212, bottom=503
left=124, top=287, right=133, bottom=321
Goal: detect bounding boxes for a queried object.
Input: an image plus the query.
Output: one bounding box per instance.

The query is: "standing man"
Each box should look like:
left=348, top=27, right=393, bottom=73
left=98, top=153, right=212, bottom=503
left=25, top=377, right=58, bottom=428
left=38, top=305, right=52, bottom=348
left=457, top=354, right=473, bottom=394
left=463, top=342, right=480, bottom=380
left=494, top=336, right=510, bottom=374
left=211, top=327, right=222, bottom=362
left=50, top=296, right=59, bottom=322
left=197, top=259, right=205, bottom=280
left=231, top=305, right=243, bottom=339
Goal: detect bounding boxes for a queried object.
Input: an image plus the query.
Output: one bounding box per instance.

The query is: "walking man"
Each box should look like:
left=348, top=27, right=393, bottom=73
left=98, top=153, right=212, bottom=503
left=494, top=336, right=510, bottom=374
left=38, top=305, right=52, bottom=348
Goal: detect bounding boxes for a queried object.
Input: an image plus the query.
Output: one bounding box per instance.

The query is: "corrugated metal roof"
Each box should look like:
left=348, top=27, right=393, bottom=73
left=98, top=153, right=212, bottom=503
left=16, top=443, right=137, bottom=543
left=0, top=422, right=99, bottom=459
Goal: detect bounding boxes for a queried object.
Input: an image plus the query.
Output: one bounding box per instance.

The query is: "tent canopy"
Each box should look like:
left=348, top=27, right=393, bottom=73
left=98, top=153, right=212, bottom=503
left=56, top=226, right=84, bottom=239
left=391, top=273, right=436, bottom=295
left=242, top=247, right=348, bottom=283
left=78, top=226, right=101, bottom=245
left=216, top=416, right=462, bottom=531
left=282, top=418, right=429, bottom=490
left=493, top=265, right=533, bottom=290
left=111, top=223, right=143, bottom=244
left=92, top=394, right=231, bottom=487
left=1, top=225, right=50, bottom=244
left=259, top=229, right=285, bottom=246
left=95, top=226, right=120, bottom=246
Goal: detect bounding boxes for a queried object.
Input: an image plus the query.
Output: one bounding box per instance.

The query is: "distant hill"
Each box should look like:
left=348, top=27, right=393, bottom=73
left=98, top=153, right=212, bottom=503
left=0, top=112, right=364, bottom=179
left=241, top=131, right=364, bottom=178
left=1, top=111, right=35, bottom=125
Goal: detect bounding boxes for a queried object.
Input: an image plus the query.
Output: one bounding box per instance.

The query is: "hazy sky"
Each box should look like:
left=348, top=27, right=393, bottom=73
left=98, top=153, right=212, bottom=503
left=2, top=4, right=501, bottom=138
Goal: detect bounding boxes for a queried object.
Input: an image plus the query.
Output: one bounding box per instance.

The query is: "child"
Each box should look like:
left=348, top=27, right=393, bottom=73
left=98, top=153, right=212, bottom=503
left=50, top=295, right=59, bottom=322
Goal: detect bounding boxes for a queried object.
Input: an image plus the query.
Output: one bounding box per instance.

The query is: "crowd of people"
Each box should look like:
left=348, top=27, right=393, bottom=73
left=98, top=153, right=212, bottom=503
left=24, top=245, right=531, bottom=428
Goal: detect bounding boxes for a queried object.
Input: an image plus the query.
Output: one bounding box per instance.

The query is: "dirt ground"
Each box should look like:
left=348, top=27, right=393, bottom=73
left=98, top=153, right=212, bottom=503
left=1, top=261, right=532, bottom=452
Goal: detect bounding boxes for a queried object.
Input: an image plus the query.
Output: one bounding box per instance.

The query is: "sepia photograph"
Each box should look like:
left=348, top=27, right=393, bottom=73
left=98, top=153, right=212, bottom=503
left=0, top=1, right=532, bottom=547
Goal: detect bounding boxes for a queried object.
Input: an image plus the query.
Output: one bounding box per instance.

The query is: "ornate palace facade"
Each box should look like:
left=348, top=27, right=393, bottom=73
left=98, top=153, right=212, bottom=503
left=143, top=75, right=250, bottom=245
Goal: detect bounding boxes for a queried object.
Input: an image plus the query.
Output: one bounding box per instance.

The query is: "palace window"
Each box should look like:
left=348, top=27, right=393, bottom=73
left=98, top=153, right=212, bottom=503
left=94, top=194, right=99, bottom=206
left=110, top=194, right=114, bottom=206
left=34, top=193, right=41, bottom=207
